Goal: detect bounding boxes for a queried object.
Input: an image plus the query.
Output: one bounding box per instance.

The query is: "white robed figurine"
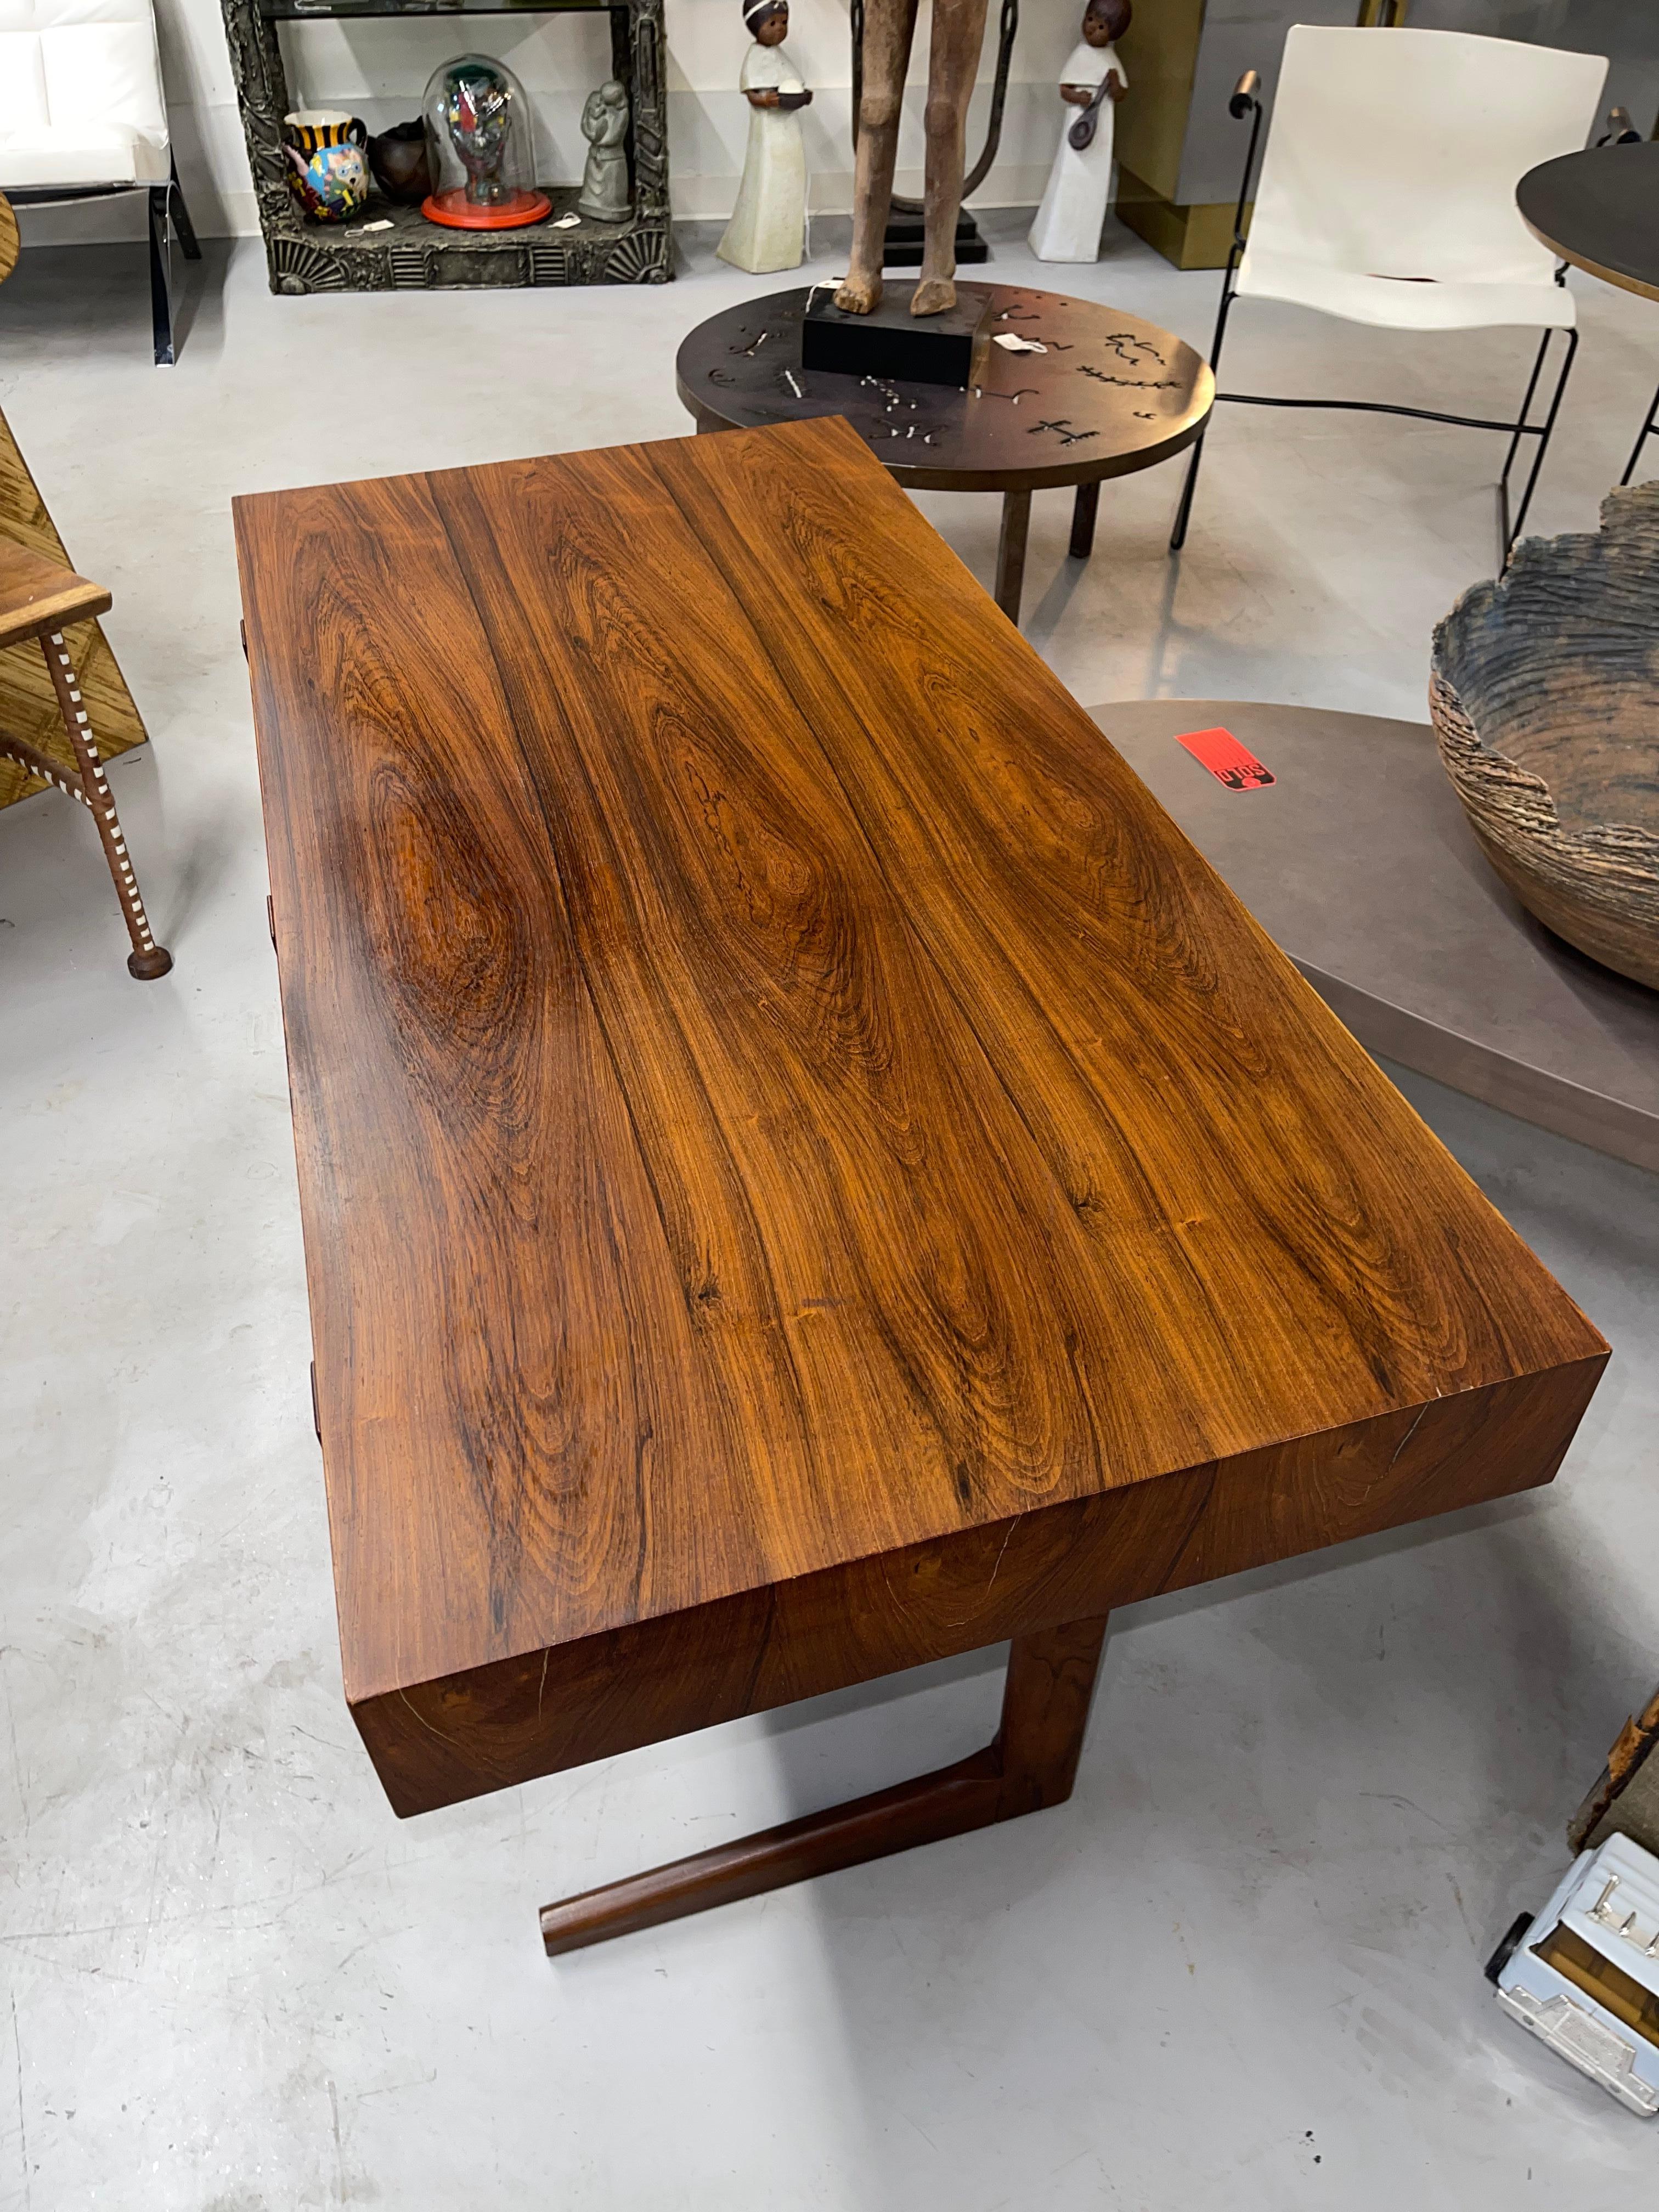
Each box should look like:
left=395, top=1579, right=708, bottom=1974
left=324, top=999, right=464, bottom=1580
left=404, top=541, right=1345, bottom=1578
left=1029, top=0, right=1131, bottom=264
left=718, top=0, right=813, bottom=274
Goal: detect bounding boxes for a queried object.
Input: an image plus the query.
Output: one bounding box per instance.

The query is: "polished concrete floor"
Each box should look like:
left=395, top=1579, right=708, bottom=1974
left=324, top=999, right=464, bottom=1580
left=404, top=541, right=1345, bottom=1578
left=1, top=216, right=1656, bottom=2209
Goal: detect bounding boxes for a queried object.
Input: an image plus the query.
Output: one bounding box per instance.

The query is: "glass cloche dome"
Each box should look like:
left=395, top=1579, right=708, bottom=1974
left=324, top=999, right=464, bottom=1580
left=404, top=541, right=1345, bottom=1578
left=421, top=55, right=551, bottom=230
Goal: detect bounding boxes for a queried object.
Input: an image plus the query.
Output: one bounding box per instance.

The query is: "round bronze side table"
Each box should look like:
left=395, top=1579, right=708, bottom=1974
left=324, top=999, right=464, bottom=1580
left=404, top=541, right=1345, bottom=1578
left=675, top=283, right=1213, bottom=625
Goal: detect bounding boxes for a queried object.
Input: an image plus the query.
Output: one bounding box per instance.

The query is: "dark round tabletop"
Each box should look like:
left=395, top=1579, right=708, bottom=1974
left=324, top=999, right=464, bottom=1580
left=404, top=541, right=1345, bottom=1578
left=1518, top=140, right=1659, bottom=304
left=674, top=283, right=1214, bottom=495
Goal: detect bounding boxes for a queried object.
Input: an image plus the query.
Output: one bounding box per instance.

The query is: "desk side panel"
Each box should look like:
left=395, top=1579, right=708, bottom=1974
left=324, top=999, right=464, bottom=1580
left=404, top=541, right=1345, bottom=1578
left=354, top=1355, right=1602, bottom=1816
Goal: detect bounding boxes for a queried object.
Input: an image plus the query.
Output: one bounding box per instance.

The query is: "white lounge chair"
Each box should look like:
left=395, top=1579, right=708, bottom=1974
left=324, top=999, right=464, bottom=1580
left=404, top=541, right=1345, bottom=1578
left=0, top=0, right=201, bottom=362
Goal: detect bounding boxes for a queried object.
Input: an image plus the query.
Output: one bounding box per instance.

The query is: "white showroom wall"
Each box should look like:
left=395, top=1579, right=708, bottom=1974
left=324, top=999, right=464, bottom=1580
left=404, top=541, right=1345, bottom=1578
left=19, top=0, right=1080, bottom=244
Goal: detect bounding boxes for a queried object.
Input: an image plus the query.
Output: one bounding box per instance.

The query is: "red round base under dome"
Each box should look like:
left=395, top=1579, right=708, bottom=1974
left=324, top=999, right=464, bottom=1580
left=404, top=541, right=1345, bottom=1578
left=421, top=187, right=551, bottom=231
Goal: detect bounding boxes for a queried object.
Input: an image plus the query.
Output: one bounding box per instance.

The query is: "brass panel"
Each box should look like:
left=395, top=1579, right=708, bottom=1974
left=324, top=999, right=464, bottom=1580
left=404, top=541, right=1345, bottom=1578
left=1116, top=165, right=1250, bottom=270
left=1115, top=0, right=1206, bottom=203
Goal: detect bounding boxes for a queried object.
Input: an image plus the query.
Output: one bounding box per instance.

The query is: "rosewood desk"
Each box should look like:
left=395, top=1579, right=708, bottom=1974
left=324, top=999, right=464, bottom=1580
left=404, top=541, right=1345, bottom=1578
left=234, top=417, right=1606, bottom=1956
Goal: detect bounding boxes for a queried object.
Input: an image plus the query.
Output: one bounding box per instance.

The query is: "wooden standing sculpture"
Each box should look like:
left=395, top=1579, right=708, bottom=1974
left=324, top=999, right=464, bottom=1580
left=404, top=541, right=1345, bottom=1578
left=836, top=0, right=990, bottom=315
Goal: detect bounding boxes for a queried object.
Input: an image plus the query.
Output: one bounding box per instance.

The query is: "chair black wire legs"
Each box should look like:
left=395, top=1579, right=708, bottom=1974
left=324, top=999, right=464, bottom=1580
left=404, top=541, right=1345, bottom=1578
left=147, top=159, right=201, bottom=368
left=1172, top=304, right=1580, bottom=565
left=1168, top=280, right=1238, bottom=554
left=1169, top=70, right=1263, bottom=556
left=1620, top=382, right=1659, bottom=487
left=1498, top=324, right=1578, bottom=556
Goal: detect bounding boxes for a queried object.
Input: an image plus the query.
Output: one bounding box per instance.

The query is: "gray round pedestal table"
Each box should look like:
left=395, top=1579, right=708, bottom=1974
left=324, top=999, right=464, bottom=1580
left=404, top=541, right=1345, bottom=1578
left=1090, top=698, right=1659, bottom=1173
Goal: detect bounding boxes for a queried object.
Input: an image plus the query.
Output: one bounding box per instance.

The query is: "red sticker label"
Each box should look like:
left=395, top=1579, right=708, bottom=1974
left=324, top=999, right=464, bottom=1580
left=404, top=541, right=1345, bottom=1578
left=1175, top=726, right=1276, bottom=791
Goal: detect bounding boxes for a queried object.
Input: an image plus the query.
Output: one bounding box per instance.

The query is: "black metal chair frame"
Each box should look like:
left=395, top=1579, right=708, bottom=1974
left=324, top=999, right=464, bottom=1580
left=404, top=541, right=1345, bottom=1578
left=1169, top=74, right=1579, bottom=565
left=1621, top=391, right=1658, bottom=488
left=7, top=160, right=200, bottom=365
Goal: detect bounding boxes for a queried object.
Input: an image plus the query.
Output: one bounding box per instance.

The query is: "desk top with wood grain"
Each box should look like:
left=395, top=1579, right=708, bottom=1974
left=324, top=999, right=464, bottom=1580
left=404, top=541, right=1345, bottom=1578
left=235, top=416, right=1606, bottom=1820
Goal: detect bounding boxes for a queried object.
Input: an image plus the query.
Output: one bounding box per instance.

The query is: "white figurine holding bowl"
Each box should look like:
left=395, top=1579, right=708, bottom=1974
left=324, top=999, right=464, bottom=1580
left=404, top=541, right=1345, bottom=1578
left=718, top=0, right=813, bottom=274
left=1029, top=0, right=1130, bottom=264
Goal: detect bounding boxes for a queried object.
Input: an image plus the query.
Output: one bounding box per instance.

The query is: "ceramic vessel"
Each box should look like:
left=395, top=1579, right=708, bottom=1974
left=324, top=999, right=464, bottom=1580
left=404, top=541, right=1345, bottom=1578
left=368, top=119, right=432, bottom=206
left=1431, top=482, right=1659, bottom=991
left=283, top=109, right=369, bottom=224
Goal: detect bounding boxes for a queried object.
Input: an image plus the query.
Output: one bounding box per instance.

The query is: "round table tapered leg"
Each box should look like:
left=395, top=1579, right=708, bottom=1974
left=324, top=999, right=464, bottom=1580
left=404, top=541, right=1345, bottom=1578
left=1069, top=479, right=1102, bottom=561
left=995, top=489, right=1032, bottom=624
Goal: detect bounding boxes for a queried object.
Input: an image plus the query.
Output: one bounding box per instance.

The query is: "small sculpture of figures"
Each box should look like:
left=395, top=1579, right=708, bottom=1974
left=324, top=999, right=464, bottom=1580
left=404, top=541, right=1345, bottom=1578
left=1029, top=0, right=1131, bottom=263
left=578, top=81, right=631, bottom=222
left=719, top=0, right=813, bottom=274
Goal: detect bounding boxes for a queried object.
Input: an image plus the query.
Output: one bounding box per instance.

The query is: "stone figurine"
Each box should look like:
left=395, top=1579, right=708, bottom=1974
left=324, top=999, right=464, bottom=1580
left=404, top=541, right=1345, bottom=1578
left=719, top=0, right=814, bottom=274
left=1029, top=0, right=1130, bottom=263
left=836, top=0, right=990, bottom=318
left=578, top=80, right=631, bottom=222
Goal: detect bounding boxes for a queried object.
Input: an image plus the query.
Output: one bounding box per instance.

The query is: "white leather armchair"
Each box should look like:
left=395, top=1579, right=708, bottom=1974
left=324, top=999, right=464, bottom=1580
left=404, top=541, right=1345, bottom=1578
left=0, top=0, right=201, bottom=362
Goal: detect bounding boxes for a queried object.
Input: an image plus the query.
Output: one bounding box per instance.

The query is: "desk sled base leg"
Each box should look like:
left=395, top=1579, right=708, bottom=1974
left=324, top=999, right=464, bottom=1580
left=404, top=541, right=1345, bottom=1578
left=539, top=1613, right=1109, bottom=1956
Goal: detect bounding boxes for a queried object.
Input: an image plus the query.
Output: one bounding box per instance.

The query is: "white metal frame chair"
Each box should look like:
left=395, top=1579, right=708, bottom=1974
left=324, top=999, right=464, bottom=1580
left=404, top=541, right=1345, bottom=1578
left=1170, top=25, right=1610, bottom=560
left=0, top=0, right=201, bottom=364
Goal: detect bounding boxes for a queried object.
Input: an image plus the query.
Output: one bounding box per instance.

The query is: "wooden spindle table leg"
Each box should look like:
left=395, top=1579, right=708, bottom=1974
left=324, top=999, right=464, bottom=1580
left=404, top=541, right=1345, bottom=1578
left=41, top=630, right=172, bottom=979
left=539, top=1613, right=1111, bottom=1956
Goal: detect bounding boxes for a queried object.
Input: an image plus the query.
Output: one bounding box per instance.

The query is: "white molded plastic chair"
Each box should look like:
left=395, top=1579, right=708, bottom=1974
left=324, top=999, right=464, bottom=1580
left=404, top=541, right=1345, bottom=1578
left=1171, top=25, right=1610, bottom=557
left=0, top=0, right=200, bottom=363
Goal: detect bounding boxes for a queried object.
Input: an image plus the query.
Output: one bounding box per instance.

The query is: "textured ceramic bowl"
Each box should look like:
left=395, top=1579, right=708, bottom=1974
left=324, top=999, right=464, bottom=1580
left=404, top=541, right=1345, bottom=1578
left=1431, top=484, right=1659, bottom=991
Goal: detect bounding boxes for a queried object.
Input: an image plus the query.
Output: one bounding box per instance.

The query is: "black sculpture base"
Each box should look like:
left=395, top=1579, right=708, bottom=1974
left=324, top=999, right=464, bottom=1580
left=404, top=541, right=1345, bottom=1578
left=882, top=208, right=990, bottom=268
left=802, top=281, right=990, bottom=387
